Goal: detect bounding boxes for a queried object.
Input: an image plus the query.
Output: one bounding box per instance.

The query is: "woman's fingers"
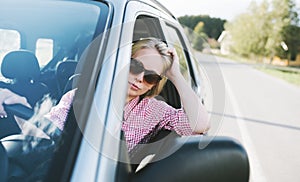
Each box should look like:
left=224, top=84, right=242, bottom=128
left=4, top=94, right=31, bottom=108
left=0, top=88, right=31, bottom=107
left=0, top=105, right=7, bottom=118
left=0, top=88, right=12, bottom=117
left=0, top=88, right=31, bottom=117
left=168, top=47, right=177, bottom=55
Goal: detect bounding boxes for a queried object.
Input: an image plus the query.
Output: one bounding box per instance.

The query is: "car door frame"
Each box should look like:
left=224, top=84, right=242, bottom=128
left=93, top=1, right=172, bottom=182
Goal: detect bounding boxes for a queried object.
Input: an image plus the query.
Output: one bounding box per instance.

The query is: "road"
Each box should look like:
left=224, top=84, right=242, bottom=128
left=196, top=53, right=300, bottom=182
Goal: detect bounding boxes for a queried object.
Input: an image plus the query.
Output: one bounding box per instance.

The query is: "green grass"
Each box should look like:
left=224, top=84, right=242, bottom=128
left=211, top=52, right=300, bottom=87
left=257, top=67, right=300, bottom=87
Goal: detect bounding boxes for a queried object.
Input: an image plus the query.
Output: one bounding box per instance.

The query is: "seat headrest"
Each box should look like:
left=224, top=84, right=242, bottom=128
left=1, top=50, right=40, bottom=81
left=56, top=60, right=78, bottom=76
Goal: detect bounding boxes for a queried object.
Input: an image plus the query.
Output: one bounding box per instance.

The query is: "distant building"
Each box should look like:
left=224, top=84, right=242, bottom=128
left=217, top=31, right=232, bottom=55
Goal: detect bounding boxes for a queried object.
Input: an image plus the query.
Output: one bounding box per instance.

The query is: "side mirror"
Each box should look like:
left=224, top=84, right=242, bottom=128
left=130, top=136, right=250, bottom=182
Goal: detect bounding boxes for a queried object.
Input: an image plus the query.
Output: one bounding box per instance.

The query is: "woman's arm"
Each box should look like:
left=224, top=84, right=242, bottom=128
left=44, top=89, right=76, bottom=130
left=0, top=88, right=31, bottom=117
left=0, top=88, right=50, bottom=138
left=165, top=49, right=210, bottom=133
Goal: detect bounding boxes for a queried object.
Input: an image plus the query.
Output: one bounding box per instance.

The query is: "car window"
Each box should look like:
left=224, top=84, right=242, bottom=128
left=0, top=0, right=109, bottom=181
left=131, top=16, right=193, bottom=109
left=36, top=38, right=54, bottom=67
left=164, top=24, right=192, bottom=85
left=0, top=29, right=21, bottom=78
left=133, top=16, right=166, bottom=42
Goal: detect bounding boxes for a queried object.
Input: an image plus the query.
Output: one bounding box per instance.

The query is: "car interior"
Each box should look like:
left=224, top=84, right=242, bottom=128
left=0, top=1, right=108, bottom=180
left=0, top=44, right=82, bottom=182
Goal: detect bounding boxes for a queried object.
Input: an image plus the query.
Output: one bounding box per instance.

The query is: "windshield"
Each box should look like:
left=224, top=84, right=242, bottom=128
left=0, top=0, right=108, bottom=180
left=0, top=0, right=101, bottom=69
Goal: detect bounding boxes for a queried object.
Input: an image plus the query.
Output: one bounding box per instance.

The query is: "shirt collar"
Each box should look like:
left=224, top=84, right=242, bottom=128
left=123, top=96, right=140, bottom=120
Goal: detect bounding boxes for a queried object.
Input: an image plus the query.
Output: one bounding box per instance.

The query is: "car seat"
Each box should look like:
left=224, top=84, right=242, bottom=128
left=0, top=50, right=49, bottom=107
left=55, top=60, right=78, bottom=98
left=0, top=50, right=49, bottom=138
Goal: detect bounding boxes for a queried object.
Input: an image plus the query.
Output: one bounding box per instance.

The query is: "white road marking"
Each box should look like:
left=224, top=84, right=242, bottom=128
left=224, top=76, right=267, bottom=182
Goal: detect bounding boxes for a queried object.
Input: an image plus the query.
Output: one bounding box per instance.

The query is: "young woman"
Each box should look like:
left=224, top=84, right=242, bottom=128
left=123, top=38, right=209, bottom=151
left=0, top=38, right=210, bottom=152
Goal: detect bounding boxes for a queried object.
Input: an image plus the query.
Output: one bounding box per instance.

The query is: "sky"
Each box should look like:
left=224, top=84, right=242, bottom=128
left=158, top=0, right=300, bottom=21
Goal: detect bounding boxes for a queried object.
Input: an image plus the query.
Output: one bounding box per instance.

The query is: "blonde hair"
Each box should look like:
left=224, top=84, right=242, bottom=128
left=131, top=37, right=172, bottom=97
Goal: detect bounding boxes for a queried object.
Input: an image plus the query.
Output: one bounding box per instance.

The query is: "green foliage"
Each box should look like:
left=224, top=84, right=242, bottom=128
left=225, top=0, right=300, bottom=59
left=192, top=21, right=208, bottom=51
left=194, top=22, right=205, bottom=34
left=257, top=67, right=300, bottom=86
left=178, top=15, right=226, bottom=39
left=193, top=32, right=208, bottom=51
left=284, top=25, right=300, bottom=60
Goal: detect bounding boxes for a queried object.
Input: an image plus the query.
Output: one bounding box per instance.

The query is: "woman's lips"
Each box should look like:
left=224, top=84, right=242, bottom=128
left=129, top=82, right=140, bottom=91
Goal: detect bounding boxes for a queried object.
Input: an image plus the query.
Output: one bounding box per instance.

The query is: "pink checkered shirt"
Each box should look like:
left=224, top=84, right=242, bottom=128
left=44, top=89, right=75, bottom=130
left=122, top=96, right=194, bottom=152
left=46, top=90, right=194, bottom=152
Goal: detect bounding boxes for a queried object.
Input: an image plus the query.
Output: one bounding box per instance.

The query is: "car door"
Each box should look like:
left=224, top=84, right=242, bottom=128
left=113, top=2, right=250, bottom=182
left=57, top=1, right=167, bottom=182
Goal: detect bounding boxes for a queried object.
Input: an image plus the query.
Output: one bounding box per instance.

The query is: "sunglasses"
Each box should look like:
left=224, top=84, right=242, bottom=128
left=130, top=58, right=162, bottom=84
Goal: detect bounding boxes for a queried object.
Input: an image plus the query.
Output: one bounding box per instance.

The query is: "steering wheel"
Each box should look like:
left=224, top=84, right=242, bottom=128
left=3, top=104, right=34, bottom=120
left=1, top=134, right=56, bottom=181
left=1, top=104, right=61, bottom=180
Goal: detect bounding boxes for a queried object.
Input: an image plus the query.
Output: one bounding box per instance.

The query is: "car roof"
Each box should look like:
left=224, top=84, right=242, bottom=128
left=107, top=0, right=176, bottom=19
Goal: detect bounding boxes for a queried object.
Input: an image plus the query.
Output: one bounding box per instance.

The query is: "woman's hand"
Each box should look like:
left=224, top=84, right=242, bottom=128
left=164, top=49, right=210, bottom=133
left=165, top=48, right=182, bottom=81
left=0, top=88, right=31, bottom=118
left=0, top=88, right=51, bottom=139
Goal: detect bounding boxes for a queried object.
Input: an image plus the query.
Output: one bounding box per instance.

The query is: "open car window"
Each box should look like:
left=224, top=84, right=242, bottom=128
left=116, top=15, right=190, bottom=172
left=115, top=12, right=249, bottom=182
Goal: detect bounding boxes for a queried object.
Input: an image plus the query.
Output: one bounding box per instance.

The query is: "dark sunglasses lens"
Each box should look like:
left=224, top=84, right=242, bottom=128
left=130, top=58, right=162, bottom=84
left=130, top=58, right=144, bottom=74
left=144, top=74, right=162, bottom=84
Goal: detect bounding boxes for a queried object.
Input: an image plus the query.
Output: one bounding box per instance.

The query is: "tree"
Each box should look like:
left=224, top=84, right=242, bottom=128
left=273, top=0, right=300, bottom=59
left=284, top=25, right=300, bottom=60
left=194, top=21, right=205, bottom=34
left=265, top=0, right=298, bottom=58
left=178, top=15, right=226, bottom=39
left=225, top=0, right=300, bottom=59
left=192, top=22, right=208, bottom=51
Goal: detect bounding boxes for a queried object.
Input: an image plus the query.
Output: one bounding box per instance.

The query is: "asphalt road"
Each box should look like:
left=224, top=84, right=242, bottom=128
left=196, top=53, right=300, bottom=182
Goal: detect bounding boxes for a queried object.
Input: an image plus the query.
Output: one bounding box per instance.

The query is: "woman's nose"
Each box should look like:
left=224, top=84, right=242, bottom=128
left=135, top=72, right=144, bottom=82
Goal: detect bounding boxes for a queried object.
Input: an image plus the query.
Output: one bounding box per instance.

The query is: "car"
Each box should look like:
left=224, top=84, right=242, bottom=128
left=0, top=0, right=250, bottom=181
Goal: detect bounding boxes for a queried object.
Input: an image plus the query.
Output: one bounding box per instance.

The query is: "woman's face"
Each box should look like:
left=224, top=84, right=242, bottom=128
left=127, top=48, right=164, bottom=100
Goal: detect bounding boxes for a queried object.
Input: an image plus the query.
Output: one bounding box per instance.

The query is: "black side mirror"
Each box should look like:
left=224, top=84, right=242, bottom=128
left=130, top=136, right=249, bottom=182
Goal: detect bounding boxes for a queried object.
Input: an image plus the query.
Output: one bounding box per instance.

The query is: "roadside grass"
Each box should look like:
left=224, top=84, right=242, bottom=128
left=212, top=52, right=300, bottom=87
left=256, top=66, right=300, bottom=87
